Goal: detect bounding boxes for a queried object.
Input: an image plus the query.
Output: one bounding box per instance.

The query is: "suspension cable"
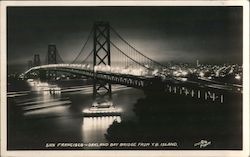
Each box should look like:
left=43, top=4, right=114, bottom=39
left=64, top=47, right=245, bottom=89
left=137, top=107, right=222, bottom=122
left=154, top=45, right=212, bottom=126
left=110, top=41, right=153, bottom=71
left=72, top=27, right=93, bottom=63
left=110, top=26, right=168, bottom=69
left=81, top=49, right=94, bottom=64
left=56, top=50, right=64, bottom=63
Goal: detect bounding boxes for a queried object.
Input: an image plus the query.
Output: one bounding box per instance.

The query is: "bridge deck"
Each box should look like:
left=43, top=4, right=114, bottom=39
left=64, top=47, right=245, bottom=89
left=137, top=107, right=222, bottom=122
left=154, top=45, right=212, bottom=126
left=23, top=64, right=242, bottom=97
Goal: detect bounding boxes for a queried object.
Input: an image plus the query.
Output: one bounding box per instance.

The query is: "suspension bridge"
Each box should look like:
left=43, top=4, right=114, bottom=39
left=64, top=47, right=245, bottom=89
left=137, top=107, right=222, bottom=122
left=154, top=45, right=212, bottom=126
left=22, top=22, right=242, bottom=106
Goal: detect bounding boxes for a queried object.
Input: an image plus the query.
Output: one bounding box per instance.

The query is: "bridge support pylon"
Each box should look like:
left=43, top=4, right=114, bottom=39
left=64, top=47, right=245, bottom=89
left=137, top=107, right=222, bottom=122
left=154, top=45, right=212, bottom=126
left=39, top=69, right=47, bottom=82
left=47, top=44, right=58, bottom=81
left=33, top=54, right=41, bottom=66
left=48, top=44, right=58, bottom=64
left=27, top=60, right=33, bottom=69
left=93, top=21, right=112, bottom=106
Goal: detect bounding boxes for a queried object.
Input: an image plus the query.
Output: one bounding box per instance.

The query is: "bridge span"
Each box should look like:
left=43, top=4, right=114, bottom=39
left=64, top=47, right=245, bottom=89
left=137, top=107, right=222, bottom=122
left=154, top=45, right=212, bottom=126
left=22, top=63, right=242, bottom=104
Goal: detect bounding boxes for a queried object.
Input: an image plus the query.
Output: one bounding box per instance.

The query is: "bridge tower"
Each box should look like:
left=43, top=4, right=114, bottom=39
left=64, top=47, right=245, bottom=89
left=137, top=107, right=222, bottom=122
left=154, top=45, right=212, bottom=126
left=47, top=44, right=57, bottom=64
left=47, top=44, right=58, bottom=80
left=33, top=54, right=41, bottom=66
left=27, top=60, right=33, bottom=69
left=93, top=21, right=112, bottom=106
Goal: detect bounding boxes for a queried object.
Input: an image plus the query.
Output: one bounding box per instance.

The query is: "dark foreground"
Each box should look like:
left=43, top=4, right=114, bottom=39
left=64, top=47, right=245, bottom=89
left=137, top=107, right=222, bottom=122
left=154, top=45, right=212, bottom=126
left=105, top=90, right=242, bottom=150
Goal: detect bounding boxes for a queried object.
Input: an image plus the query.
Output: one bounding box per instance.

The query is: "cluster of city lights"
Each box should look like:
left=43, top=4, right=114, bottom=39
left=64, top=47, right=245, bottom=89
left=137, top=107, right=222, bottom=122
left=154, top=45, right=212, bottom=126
left=167, top=63, right=242, bottom=82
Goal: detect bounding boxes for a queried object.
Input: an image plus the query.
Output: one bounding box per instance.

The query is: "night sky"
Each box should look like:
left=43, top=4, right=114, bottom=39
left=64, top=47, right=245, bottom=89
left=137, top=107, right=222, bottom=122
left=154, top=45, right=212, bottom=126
left=7, top=6, right=243, bottom=73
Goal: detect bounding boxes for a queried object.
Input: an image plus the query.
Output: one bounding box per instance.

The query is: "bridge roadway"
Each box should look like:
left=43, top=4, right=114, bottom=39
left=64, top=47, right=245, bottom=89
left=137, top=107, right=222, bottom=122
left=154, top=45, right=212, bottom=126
left=23, top=64, right=242, bottom=103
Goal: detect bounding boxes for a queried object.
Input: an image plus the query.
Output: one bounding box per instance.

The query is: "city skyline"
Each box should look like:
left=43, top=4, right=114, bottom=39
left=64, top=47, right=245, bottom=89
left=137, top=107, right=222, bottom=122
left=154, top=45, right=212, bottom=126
left=7, top=6, right=243, bottom=73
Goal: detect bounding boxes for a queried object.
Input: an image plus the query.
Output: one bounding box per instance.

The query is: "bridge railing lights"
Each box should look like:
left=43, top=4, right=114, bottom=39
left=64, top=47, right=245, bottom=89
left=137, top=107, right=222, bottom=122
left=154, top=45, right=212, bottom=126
left=199, top=72, right=205, bottom=77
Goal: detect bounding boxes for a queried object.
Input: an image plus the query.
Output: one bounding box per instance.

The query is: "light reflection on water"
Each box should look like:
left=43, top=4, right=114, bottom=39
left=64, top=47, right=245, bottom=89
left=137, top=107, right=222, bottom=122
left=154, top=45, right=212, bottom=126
left=8, top=80, right=144, bottom=149
left=23, top=80, right=68, bottom=117
left=82, top=116, right=121, bottom=143
left=24, top=105, right=70, bottom=117
left=28, top=79, right=61, bottom=95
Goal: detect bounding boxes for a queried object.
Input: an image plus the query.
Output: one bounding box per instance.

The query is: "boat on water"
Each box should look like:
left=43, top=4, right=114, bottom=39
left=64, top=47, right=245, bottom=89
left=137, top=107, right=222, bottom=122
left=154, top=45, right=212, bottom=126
left=83, top=102, right=122, bottom=117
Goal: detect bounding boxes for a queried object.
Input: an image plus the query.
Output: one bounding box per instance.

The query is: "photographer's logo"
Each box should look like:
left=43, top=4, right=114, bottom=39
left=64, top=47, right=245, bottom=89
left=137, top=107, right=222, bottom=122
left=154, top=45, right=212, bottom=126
left=194, top=140, right=211, bottom=148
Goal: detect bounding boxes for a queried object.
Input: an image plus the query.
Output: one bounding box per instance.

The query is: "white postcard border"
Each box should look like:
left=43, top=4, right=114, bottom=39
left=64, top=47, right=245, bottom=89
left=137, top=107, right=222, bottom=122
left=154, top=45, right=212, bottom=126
left=1, top=1, right=249, bottom=157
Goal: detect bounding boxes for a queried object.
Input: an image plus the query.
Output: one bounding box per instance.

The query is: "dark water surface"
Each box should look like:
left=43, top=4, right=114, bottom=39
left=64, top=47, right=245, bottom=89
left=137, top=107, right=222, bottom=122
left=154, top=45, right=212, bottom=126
left=8, top=80, right=144, bottom=150
left=7, top=79, right=242, bottom=150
